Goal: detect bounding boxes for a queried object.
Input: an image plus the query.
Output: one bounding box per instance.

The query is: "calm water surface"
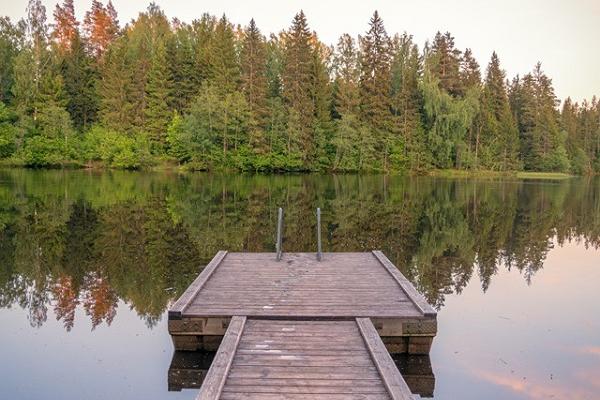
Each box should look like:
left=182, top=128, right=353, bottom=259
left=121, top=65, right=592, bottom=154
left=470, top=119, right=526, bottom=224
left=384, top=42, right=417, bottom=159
left=0, top=170, right=599, bottom=399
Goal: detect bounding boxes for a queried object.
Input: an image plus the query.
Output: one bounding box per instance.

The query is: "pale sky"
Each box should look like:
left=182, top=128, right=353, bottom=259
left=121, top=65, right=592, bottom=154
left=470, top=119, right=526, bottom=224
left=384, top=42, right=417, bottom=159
left=4, top=0, right=600, bottom=103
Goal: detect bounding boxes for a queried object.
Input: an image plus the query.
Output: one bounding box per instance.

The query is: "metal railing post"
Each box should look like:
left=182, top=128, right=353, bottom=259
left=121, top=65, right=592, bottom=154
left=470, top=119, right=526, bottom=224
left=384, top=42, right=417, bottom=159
left=316, top=208, right=322, bottom=261
left=276, top=207, right=283, bottom=261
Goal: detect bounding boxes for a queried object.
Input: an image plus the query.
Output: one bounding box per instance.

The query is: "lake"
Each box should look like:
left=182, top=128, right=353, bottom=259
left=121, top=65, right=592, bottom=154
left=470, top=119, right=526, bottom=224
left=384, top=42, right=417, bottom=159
left=0, top=169, right=598, bottom=399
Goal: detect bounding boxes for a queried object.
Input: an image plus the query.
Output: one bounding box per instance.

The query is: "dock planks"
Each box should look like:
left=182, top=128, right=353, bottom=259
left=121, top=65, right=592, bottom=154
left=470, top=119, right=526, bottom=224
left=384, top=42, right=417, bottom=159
left=169, top=252, right=437, bottom=355
left=169, top=251, right=437, bottom=399
left=197, top=317, right=415, bottom=400
left=170, top=252, right=434, bottom=319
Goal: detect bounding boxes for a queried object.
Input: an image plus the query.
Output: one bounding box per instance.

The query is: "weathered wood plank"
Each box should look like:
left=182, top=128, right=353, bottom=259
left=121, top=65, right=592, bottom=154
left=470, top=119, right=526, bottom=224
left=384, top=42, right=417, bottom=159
left=169, top=251, right=228, bottom=319
left=371, top=251, right=437, bottom=318
left=175, top=252, right=428, bottom=320
left=222, top=385, right=388, bottom=394
left=220, top=394, right=391, bottom=400
left=188, top=318, right=420, bottom=399
left=357, top=317, right=414, bottom=400
left=196, top=315, right=245, bottom=400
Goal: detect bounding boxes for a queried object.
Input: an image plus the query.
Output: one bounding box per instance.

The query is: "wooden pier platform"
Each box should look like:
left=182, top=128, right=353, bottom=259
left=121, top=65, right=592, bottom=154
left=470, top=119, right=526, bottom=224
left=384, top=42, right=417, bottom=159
left=197, top=316, right=415, bottom=399
left=168, top=351, right=435, bottom=396
left=168, top=251, right=437, bottom=399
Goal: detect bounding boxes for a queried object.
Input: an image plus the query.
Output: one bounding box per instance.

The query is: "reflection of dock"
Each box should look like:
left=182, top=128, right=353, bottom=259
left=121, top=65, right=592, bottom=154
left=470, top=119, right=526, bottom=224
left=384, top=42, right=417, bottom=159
left=168, top=351, right=435, bottom=397
left=168, top=251, right=437, bottom=399
left=168, top=351, right=215, bottom=392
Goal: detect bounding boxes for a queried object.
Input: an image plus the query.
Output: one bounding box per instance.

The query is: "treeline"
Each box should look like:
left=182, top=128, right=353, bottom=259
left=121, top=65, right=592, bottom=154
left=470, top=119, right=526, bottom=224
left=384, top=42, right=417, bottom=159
left=0, top=0, right=599, bottom=172
left=1, top=171, right=599, bottom=329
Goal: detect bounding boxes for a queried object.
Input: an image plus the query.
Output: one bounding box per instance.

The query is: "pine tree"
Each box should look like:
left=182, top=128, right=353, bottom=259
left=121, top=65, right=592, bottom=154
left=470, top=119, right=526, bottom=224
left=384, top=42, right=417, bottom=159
left=282, top=11, right=315, bottom=164
left=191, top=14, right=217, bottom=88
left=310, top=35, right=333, bottom=169
left=52, top=0, right=78, bottom=53
left=390, top=33, right=427, bottom=170
left=98, top=36, right=132, bottom=132
left=331, top=34, right=361, bottom=170
left=83, top=0, right=119, bottom=60
left=62, top=32, right=98, bottom=130
left=333, top=34, right=360, bottom=116
left=460, top=49, right=481, bottom=90
left=359, top=11, right=392, bottom=170
left=515, top=63, right=568, bottom=171
left=144, top=39, right=172, bottom=152
left=167, top=24, right=198, bottom=113
left=266, top=34, right=284, bottom=99
left=478, top=52, right=519, bottom=170
left=0, top=17, right=25, bottom=103
left=561, top=97, right=590, bottom=173
left=210, top=15, right=239, bottom=95
left=126, top=4, right=171, bottom=131
left=460, top=48, right=482, bottom=168
left=430, top=32, right=462, bottom=97
left=240, top=19, right=269, bottom=152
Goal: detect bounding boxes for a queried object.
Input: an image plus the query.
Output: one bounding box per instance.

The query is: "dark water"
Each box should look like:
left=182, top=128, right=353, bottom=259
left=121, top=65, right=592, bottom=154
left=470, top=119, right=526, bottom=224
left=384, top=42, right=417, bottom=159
left=0, top=169, right=599, bottom=400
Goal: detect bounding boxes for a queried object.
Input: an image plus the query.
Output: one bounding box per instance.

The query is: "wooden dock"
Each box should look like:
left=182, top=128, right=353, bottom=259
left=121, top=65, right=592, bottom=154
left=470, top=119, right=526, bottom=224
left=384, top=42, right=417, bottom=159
left=168, top=351, right=435, bottom=397
left=168, top=251, right=437, bottom=399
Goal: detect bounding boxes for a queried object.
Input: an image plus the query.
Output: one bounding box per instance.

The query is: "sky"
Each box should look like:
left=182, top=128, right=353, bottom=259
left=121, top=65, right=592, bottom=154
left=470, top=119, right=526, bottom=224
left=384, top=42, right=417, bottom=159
left=3, top=0, right=600, bottom=103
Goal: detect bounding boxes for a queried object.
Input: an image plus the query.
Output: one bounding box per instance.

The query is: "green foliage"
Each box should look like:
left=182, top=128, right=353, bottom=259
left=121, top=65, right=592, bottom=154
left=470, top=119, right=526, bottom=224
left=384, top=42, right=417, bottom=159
left=144, top=39, right=172, bottom=153
left=19, top=136, right=67, bottom=167
left=0, top=4, right=597, bottom=173
left=176, top=84, right=252, bottom=169
left=61, top=32, right=98, bottom=130
left=421, top=67, right=479, bottom=169
left=166, top=112, right=191, bottom=163
left=81, top=126, right=152, bottom=169
left=0, top=102, right=18, bottom=157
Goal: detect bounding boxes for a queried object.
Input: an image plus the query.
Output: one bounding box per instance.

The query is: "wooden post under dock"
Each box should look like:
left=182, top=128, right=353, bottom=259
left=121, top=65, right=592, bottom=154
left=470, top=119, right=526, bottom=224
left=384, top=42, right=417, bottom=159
left=168, top=251, right=437, bottom=399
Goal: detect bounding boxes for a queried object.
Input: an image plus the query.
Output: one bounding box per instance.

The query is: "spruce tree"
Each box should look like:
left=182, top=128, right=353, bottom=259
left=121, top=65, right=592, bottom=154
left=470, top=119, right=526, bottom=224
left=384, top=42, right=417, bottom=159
left=98, top=36, right=132, bottom=132
left=167, top=24, right=198, bottom=113
left=62, top=32, right=98, bottom=130
left=479, top=52, right=519, bottom=170
left=310, top=36, right=334, bottom=169
left=144, top=39, right=172, bottom=153
left=331, top=33, right=361, bottom=170
left=359, top=11, right=392, bottom=170
left=282, top=11, right=315, bottom=164
left=240, top=19, right=269, bottom=152
left=460, top=49, right=481, bottom=90
left=390, top=33, right=427, bottom=170
left=430, top=32, right=462, bottom=97
left=210, top=15, right=239, bottom=95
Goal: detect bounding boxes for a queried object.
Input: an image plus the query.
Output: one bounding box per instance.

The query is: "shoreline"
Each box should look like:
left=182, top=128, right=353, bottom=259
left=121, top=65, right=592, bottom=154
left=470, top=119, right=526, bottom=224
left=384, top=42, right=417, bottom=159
left=0, top=160, right=583, bottom=179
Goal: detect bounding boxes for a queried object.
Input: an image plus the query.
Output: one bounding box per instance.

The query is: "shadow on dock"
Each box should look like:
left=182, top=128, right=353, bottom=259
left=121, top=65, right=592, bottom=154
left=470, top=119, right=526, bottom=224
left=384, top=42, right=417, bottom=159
left=167, top=350, right=435, bottom=397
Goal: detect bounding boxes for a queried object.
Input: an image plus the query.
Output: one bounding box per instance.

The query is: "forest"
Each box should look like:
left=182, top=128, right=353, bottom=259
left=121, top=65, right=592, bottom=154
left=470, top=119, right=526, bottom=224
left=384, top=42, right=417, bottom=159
left=0, top=0, right=599, bottom=173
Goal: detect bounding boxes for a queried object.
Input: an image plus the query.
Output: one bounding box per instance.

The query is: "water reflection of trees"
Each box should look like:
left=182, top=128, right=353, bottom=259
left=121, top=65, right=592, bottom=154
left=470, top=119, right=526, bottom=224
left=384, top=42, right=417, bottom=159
left=0, top=170, right=598, bottom=330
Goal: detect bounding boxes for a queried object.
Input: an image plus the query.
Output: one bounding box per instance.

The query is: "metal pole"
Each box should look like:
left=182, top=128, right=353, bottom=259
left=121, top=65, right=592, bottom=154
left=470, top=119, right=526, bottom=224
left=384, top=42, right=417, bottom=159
left=276, top=207, right=283, bottom=261
left=316, top=208, right=322, bottom=261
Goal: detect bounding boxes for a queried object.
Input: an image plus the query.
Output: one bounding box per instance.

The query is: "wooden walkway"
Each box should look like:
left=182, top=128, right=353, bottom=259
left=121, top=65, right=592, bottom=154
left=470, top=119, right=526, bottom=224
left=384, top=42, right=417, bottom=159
left=170, top=252, right=434, bottom=319
left=168, top=351, right=435, bottom=396
left=169, top=251, right=437, bottom=399
left=197, top=317, right=415, bottom=400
